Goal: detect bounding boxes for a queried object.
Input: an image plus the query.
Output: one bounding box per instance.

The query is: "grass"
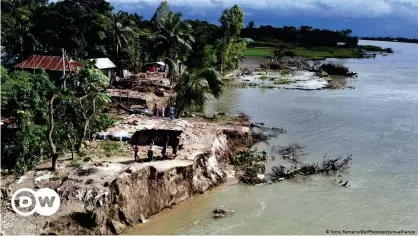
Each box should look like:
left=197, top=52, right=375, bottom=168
left=280, top=69, right=290, bottom=75
left=244, top=47, right=362, bottom=60
left=274, top=78, right=293, bottom=84
left=243, top=48, right=273, bottom=57
left=259, top=75, right=269, bottom=80
left=292, top=47, right=362, bottom=60
left=67, top=158, right=83, bottom=168
left=100, top=140, right=122, bottom=157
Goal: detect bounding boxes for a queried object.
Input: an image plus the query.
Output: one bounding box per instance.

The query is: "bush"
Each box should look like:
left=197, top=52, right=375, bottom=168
left=67, top=158, right=83, bottom=168
left=358, top=45, right=388, bottom=52
left=320, top=63, right=349, bottom=75
left=280, top=69, right=290, bottom=75
left=100, top=140, right=122, bottom=157
left=274, top=78, right=293, bottom=84
left=232, top=148, right=267, bottom=166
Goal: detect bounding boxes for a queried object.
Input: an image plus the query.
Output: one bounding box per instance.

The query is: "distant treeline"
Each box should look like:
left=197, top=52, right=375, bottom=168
left=240, top=23, right=358, bottom=48
left=361, top=37, right=418, bottom=44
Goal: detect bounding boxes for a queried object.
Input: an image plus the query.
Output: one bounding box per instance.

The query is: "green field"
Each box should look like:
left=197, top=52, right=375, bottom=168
left=244, top=47, right=362, bottom=60
left=243, top=47, right=273, bottom=57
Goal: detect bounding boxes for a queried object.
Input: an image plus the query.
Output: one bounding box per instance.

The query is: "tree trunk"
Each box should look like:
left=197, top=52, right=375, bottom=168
left=48, top=94, right=58, bottom=171
left=77, top=119, right=90, bottom=153
left=77, top=99, right=95, bottom=153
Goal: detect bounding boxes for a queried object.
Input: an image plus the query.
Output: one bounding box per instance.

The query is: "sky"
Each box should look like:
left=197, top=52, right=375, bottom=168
left=109, top=0, right=418, bottom=38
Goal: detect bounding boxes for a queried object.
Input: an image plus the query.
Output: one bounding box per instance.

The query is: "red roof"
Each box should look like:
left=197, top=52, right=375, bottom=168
left=15, top=55, right=83, bottom=72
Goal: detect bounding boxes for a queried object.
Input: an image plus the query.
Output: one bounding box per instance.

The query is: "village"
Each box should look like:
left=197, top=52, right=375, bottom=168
left=0, top=50, right=262, bottom=235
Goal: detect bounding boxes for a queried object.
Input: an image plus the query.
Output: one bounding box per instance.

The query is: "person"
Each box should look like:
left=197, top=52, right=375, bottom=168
left=133, top=145, right=141, bottom=162
left=153, top=103, right=158, bottom=116
left=169, top=106, right=175, bottom=121
left=147, top=139, right=154, bottom=161
left=164, top=105, right=170, bottom=117
left=160, top=106, right=165, bottom=117
left=161, top=135, right=169, bottom=159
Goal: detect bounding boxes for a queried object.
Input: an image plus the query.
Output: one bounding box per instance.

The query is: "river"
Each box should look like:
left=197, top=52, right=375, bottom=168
left=127, top=40, right=418, bottom=234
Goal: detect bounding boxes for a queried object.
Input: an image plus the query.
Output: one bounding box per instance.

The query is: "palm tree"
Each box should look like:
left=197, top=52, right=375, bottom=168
left=153, top=11, right=194, bottom=62
left=106, top=12, right=135, bottom=68
left=174, top=68, right=223, bottom=118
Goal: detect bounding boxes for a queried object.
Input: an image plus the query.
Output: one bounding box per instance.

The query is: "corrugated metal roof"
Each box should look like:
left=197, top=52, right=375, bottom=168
left=88, top=58, right=116, bottom=69
left=15, top=55, right=83, bottom=71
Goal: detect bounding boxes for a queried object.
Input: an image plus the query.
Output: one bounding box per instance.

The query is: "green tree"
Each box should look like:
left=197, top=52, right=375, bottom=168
left=67, top=62, right=111, bottom=152
left=247, top=21, right=255, bottom=29
left=174, top=68, right=223, bottom=117
left=105, top=11, right=135, bottom=70
left=1, top=68, right=54, bottom=172
left=218, top=5, right=244, bottom=75
left=151, top=2, right=194, bottom=61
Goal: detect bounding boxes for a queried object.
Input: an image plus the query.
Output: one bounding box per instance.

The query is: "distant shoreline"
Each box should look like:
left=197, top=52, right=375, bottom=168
left=360, top=38, right=418, bottom=44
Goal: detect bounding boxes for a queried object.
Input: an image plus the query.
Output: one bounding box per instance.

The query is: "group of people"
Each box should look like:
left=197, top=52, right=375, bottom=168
left=133, top=136, right=170, bottom=162
left=153, top=103, right=175, bottom=120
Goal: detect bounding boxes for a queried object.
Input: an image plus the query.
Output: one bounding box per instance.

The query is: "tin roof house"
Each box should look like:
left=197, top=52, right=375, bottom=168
left=88, top=58, right=117, bottom=78
left=15, top=54, right=83, bottom=72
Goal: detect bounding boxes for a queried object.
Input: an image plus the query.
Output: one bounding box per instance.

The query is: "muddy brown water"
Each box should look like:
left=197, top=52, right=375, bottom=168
left=127, top=40, right=418, bottom=234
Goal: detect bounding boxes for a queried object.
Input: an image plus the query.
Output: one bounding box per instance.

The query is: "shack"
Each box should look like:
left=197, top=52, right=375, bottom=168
left=130, top=129, right=183, bottom=154
left=15, top=54, right=83, bottom=79
left=143, top=62, right=167, bottom=73
left=88, top=58, right=116, bottom=78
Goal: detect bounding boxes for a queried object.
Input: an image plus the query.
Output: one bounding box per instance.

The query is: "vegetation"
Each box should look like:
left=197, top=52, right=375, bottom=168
left=361, top=37, right=418, bottom=44
left=174, top=68, right=223, bottom=117
left=243, top=47, right=272, bottom=57
left=1, top=0, right=252, bottom=173
left=274, top=78, right=293, bottom=85
left=244, top=47, right=363, bottom=60
left=358, top=45, right=393, bottom=53
left=320, top=63, right=350, bottom=76
left=1, top=65, right=114, bottom=172
left=241, top=25, right=358, bottom=48
left=100, top=141, right=122, bottom=157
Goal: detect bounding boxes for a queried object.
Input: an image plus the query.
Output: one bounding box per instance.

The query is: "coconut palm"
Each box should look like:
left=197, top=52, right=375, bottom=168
left=174, top=68, right=223, bottom=118
left=106, top=12, right=135, bottom=65
left=153, top=11, right=194, bottom=61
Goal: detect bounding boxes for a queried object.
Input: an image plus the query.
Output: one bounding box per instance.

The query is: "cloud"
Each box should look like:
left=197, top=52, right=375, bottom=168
left=109, top=0, right=418, bottom=18
left=108, top=0, right=418, bottom=37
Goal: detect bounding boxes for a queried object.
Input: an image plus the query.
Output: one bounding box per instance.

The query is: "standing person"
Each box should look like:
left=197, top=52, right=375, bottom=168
left=161, top=135, right=169, bottom=159
left=147, top=139, right=154, bottom=161
left=133, top=145, right=141, bottom=162
left=169, top=105, right=175, bottom=121
left=160, top=106, right=165, bottom=117
left=153, top=103, right=158, bottom=116
left=164, top=105, right=170, bottom=117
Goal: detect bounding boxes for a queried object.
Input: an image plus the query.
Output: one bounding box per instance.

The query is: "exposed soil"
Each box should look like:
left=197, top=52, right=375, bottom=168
left=1, top=116, right=253, bottom=235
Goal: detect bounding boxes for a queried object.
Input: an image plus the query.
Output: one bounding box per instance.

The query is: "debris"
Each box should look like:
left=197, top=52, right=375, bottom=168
left=34, top=172, right=54, bottom=183
left=213, top=206, right=234, bottom=218
left=140, top=214, right=147, bottom=223
left=270, top=155, right=353, bottom=182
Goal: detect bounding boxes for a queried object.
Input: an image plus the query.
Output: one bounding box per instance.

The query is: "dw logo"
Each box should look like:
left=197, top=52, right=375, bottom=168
left=11, top=188, right=60, bottom=216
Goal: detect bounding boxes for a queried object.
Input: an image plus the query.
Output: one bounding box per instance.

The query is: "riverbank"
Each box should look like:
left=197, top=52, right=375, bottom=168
left=0, top=115, right=255, bottom=235
left=244, top=47, right=363, bottom=60
left=232, top=56, right=357, bottom=90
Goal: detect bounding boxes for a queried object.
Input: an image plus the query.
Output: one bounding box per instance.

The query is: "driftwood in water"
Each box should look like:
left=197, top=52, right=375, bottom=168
left=213, top=206, right=235, bottom=218
left=270, top=155, right=353, bottom=182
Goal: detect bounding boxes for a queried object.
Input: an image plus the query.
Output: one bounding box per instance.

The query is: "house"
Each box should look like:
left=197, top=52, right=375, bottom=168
left=244, top=38, right=254, bottom=43
left=15, top=54, right=83, bottom=73
left=143, top=61, right=167, bottom=73
left=88, top=58, right=116, bottom=78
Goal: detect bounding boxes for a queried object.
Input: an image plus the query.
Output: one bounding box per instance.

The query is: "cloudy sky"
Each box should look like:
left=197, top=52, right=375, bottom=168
left=110, top=0, right=418, bottom=37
